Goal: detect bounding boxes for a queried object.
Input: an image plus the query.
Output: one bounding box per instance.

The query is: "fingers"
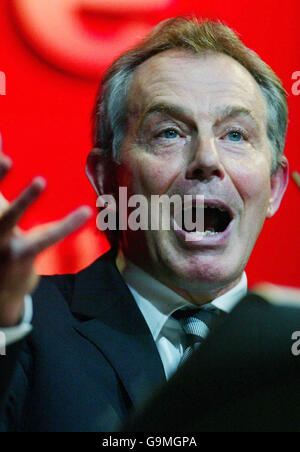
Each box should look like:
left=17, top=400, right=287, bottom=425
left=0, top=141, right=93, bottom=261
left=10, top=206, right=92, bottom=259
left=0, top=193, right=9, bottom=210
left=0, top=155, right=12, bottom=181
left=0, top=134, right=12, bottom=180
left=0, top=177, right=46, bottom=234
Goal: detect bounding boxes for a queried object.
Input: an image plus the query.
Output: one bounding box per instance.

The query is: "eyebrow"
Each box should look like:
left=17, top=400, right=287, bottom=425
left=140, top=102, right=262, bottom=131
left=214, top=105, right=262, bottom=130
left=140, top=102, right=195, bottom=127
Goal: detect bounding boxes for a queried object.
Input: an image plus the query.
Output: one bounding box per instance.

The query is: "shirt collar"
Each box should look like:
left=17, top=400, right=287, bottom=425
left=210, top=272, right=247, bottom=313
left=119, top=258, right=247, bottom=341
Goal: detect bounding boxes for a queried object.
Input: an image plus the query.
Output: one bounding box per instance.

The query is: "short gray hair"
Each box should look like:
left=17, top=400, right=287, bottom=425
left=93, top=17, right=288, bottom=173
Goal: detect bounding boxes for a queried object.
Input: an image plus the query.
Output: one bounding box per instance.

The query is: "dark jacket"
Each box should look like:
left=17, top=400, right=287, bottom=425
left=1, top=248, right=300, bottom=432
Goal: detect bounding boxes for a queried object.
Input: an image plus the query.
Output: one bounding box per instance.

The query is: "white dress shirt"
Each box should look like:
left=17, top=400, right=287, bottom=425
left=121, top=261, right=247, bottom=379
left=0, top=295, right=32, bottom=347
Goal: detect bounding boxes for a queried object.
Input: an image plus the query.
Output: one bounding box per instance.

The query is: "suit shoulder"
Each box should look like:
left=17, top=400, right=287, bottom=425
left=38, top=273, right=75, bottom=303
left=31, top=248, right=117, bottom=318
left=251, top=284, right=300, bottom=309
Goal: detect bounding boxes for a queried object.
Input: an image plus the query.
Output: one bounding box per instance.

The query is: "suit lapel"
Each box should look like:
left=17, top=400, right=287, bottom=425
left=70, top=249, right=166, bottom=407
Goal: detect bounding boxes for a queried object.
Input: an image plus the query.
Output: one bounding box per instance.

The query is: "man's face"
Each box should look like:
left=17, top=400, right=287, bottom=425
left=116, top=50, right=282, bottom=299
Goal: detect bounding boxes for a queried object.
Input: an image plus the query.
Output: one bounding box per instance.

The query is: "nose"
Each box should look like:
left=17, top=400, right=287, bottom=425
left=185, top=137, right=225, bottom=181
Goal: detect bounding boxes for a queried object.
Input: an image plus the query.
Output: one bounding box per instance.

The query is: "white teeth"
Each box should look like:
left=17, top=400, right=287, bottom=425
left=204, top=205, right=226, bottom=212
left=202, top=230, right=218, bottom=236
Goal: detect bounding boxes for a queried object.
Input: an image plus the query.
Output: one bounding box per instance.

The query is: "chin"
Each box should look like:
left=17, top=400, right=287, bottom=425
left=159, top=250, right=241, bottom=292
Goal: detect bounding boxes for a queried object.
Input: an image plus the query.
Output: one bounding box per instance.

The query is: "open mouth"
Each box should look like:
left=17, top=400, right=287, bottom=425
left=181, top=203, right=233, bottom=235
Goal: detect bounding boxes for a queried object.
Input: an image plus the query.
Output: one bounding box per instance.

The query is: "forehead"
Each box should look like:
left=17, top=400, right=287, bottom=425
left=127, top=49, right=268, bottom=124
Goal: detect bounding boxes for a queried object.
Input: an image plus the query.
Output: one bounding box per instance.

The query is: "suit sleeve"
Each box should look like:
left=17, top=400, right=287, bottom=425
left=0, top=297, right=34, bottom=431
left=0, top=274, right=77, bottom=431
left=0, top=339, right=32, bottom=431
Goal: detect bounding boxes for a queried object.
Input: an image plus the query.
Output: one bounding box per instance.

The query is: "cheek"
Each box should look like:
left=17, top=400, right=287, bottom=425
left=228, top=160, right=271, bottom=205
left=126, top=154, right=183, bottom=195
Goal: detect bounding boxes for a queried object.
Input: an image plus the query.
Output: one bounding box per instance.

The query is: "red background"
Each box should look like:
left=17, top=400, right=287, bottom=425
left=0, top=0, right=299, bottom=287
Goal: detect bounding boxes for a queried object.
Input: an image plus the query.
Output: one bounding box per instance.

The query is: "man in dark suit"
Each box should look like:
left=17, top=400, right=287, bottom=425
left=0, top=17, right=295, bottom=432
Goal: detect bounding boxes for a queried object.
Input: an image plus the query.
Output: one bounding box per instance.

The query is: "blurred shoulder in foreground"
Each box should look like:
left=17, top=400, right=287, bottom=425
left=124, top=290, right=300, bottom=432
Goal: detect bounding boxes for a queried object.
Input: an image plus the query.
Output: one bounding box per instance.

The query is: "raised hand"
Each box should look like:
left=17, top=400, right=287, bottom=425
left=0, top=150, right=92, bottom=327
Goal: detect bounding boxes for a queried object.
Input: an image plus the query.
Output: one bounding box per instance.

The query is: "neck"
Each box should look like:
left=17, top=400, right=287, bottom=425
left=119, top=249, right=244, bottom=307
left=147, top=273, right=243, bottom=306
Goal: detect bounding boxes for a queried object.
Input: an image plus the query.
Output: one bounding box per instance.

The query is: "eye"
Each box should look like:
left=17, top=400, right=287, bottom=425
left=227, top=131, right=243, bottom=142
left=223, top=128, right=249, bottom=142
left=159, top=128, right=179, bottom=139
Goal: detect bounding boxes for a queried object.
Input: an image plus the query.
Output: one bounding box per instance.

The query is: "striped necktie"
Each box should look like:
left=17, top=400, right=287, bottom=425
left=173, top=306, right=227, bottom=365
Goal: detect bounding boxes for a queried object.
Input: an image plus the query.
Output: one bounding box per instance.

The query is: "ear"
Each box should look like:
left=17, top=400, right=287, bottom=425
left=86, top=148, right=120, bottom=248
left=266, top=157, right=289, bottom=218
left=85, top=148, right=118, bottom=197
